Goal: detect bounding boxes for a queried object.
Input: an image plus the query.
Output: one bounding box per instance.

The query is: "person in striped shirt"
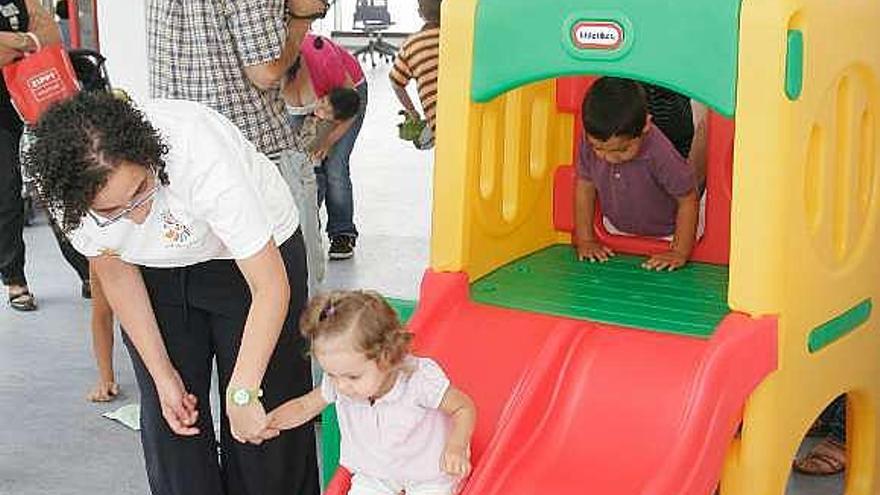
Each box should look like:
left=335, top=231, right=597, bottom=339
left=390, top=0, right=440, bottom=150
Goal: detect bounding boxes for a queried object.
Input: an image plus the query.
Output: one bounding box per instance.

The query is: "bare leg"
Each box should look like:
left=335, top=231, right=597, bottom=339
left=87, top=263, right=119, bottom=402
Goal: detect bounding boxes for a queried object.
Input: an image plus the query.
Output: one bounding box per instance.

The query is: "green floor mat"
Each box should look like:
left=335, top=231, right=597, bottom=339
left=320, top=296, right=417, bottom=488
left=471, top=245, right=730, bottom=337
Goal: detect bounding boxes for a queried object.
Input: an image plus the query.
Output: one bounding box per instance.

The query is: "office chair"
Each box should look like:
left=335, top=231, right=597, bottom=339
left=352, top=0, right=397, bottom=67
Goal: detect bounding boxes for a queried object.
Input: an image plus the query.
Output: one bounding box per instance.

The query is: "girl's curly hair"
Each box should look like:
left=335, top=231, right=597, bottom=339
left=24, top=91, right=169, bottom=233
left=300, top=290, right=413, bottom=368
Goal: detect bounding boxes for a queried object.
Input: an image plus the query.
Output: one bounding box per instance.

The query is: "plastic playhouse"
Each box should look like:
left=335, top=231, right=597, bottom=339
left=323, top=0, right=880, bottom=493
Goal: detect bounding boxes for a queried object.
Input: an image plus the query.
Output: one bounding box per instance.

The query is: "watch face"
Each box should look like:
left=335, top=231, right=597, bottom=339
left=233, top=389, right=250, bottom=406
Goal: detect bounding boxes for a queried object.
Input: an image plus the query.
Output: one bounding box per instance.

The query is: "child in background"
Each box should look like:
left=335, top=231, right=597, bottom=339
left=86, top=266, right=119, bottom=402
left=267, top=290, right=476, bottom=495
left=574, top=77, right=699, bottom=271
left=390, top=0, right=441, bottom=150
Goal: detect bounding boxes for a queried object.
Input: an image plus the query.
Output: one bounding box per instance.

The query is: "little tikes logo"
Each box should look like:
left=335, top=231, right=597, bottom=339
left=572, top=21, right=623, bottom=50
left=26, top=68, right=64, bottom=102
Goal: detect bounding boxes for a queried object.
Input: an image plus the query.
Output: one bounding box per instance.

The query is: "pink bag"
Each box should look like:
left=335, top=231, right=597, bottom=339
left=2, top=44, right=80, bottom=125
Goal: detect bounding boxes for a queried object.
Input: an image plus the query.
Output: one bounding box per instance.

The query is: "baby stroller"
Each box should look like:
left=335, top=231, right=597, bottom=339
left=21, top=48, right=111, bottom=225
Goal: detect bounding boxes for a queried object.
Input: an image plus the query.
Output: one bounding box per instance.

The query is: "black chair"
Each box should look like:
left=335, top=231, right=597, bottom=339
left=352, top=0, right=396, bottom=67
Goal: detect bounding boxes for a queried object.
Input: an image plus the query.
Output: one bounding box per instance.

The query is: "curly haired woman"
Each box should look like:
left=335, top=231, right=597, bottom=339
left=26, top=92, right=319, bottom=495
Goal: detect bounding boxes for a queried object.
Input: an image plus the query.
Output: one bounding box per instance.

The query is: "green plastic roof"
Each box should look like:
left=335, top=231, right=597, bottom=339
left=472, top=0, right=742, bottom=116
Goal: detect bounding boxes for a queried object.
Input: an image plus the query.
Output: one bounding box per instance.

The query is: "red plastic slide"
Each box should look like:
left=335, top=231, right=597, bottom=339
left=324, top=271, right=777, bottom=495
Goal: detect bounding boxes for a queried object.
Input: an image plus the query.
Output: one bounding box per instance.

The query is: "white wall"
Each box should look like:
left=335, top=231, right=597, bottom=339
left=96, top=0, right=148, bottom=102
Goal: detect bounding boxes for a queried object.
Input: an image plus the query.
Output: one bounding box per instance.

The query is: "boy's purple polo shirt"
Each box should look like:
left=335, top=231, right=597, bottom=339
left=577, top=126, right=695, bottom=237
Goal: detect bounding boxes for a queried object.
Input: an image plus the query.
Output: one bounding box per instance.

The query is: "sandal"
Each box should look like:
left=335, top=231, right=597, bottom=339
left=8, top=289, right=37, bottom=312
left=290, top=0, right=330, bottom=19
left=793, top=437, right=846, bottom=476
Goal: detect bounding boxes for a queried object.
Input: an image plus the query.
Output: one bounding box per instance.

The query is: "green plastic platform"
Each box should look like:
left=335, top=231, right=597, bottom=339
left=471, top=245, right=730, bottom=337
left=320, top=297, right=417, bottom=488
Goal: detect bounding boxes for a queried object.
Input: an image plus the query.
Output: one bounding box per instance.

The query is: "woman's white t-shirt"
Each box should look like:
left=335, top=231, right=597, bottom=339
left=70, top=99, right=299, bottom=268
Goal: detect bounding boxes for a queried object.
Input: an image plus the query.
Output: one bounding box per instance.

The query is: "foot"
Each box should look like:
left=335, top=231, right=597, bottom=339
left=7, top=285, right=37, bottom=312
left=793, top=437, right=846, bottom=475
left=87, top=380, right=120, bottom=402
left=328, top=235, right=356, bottom=260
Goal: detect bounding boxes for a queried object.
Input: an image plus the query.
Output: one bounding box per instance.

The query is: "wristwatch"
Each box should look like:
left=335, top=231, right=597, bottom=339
left=227, top=386, right=263, bottom=407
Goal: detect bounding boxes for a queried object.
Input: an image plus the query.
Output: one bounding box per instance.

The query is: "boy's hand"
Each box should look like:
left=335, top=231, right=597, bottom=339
left=441, top=443, right=472, bottom=477
left=642, top=250, right=688, bottom=271
left=575, top=239, right=615, bottom=263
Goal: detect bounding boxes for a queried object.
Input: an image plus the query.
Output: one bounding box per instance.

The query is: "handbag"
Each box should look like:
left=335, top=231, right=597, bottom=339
left=2, top=43, right=80, bottom=125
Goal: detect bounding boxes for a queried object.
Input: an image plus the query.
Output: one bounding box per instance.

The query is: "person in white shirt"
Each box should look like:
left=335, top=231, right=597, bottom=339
left=25, top=92, right=319, bottom=495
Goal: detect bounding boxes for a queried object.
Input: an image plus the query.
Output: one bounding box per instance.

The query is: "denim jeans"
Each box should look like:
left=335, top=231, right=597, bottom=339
left=316, top=81, right=367, bottom=239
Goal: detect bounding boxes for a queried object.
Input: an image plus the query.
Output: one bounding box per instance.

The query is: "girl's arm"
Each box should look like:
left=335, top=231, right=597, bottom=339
left=267, top=388, right=328, bottom=430
left=438, top=386, right=477, bottom=477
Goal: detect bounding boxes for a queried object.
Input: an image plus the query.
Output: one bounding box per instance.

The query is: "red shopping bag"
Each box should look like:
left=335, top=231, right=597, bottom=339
left=2, top=44, right=80, bottom=125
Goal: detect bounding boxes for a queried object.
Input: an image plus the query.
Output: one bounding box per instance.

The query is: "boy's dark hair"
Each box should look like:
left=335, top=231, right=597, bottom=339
left=581, top=77, right=648, bottom=141
left=418, top=0, right=441, bottom=24
left=328, top=87, right=361, bottom=121
left=25, top=91, right=169, bottom=233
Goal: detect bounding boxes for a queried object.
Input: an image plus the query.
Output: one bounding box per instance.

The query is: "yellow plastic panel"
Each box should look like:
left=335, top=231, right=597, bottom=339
left=430, top=0, right=480, bottom=273
left=430, top=0, right=574, bottom=280
left=724, top=0, right=880, bottom=493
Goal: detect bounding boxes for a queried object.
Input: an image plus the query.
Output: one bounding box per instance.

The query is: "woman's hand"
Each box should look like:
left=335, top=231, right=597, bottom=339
left=154, top=370, right=200, bottom=436
left=227, top=400, right=280, bottom=444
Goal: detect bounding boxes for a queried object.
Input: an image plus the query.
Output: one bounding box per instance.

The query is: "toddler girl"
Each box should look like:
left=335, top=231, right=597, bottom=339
left=268, top=290, right=476, bottom=495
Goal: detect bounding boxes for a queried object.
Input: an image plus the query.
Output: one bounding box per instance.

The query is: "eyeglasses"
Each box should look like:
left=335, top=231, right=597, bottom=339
left=88, top=170, right=160, bottom=228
